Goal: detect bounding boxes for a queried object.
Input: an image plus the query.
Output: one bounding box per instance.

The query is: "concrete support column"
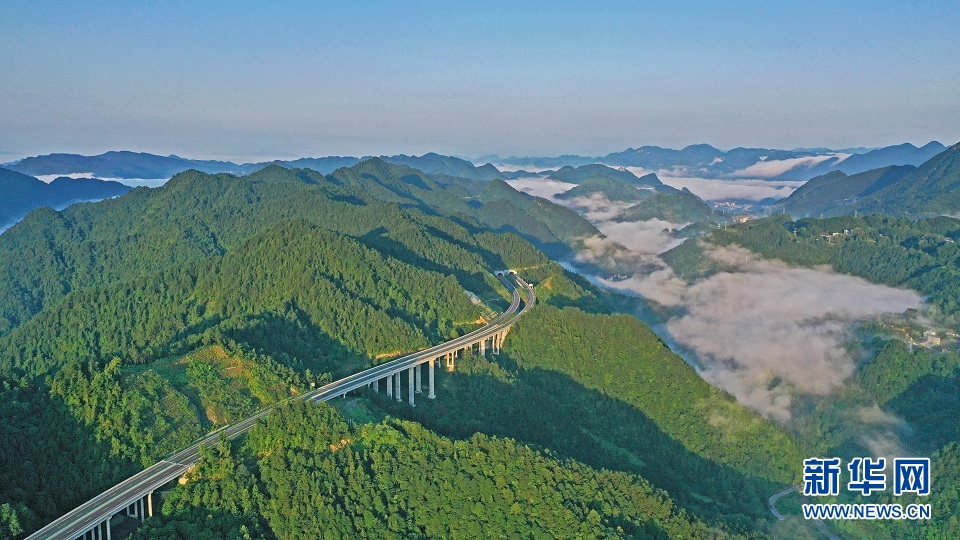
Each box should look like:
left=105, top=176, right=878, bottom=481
left=385, top=376, right=392, bottom=397
left=394, top=373, right=401, bottom=401
left=148, top=491, right=153, bottom=517
left=415, top=363, right=422, bottom=393
left=137, top=497, right=143, bottom=520
left=428, top=359, right=436, bottom=399
left=373, top=379, right=379, bottom=393
left=408, top=367, right=415, bottom=407
left=94, top=524, right=100, bottom=540
left=446, top=352, right=454, bottom=372
left=107, top=517, right=112, bottom=540
left=479, top=338, right=486, bottom=355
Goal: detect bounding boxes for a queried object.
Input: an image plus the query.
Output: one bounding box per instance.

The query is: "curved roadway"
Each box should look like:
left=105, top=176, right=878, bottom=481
left=27, top=276, right=535, bottom=540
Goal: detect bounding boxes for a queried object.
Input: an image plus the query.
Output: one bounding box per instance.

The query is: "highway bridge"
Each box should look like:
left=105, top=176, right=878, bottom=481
left=27, top=276, right=535, bottom=540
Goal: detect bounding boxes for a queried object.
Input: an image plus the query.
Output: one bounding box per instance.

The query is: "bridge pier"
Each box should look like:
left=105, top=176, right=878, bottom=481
left=428, top=360, right=435, bottom=399
left=415, top=363, right=422, bottom=393
left=394, top=372, right=401, bottom=402
left=78, top=514, right=113, bottom=540
left=385, top=376, right=392, bottom=397
left=408, top=367, right=415, bottom=406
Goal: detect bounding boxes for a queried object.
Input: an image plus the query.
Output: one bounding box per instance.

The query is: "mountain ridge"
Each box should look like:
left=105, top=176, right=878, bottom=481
left=0, top=167, right=132, bottom=227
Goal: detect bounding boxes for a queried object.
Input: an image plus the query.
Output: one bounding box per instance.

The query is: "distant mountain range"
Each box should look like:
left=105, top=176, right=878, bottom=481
left=0, top=167, right=132, bottom=227
left=6, top=142, right=956, bottom=227
left=9, top=151, right=243, bottom=178
left=6, top=151, right=502, bottom=182
left=479, top=141, right=947, bottom=181
left=783, top=142, right=947, bottom=181
left=773, top=142, right=960, bottom=217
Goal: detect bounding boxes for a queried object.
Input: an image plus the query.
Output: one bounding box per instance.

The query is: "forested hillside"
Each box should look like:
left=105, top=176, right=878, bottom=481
left=132, top=402, right=723, bottom=540
left=0, top=160, right=804, bottom=538
left=616, top=188, right=715, bottom=223
left=556, top=174, right=651, bottom=203
left=773, top=166, right=914, bottom=218
left=768, top=142, right=960, bottom=218
left=0, top=161, right=557, bottom=536
left=401, top=300, right=805, bottom=531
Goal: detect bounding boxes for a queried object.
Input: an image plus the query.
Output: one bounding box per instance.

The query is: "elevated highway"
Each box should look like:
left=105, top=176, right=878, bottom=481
left=27, top=276, right=535, bottom=540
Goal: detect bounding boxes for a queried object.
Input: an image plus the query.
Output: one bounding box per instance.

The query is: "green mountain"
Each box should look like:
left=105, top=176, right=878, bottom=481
left=477, top=179, right=602, bottom=257
left=774, top=165, right=915, bottom=218
left=785, top=141, right=947, bottom=180
left=380, top=152, right=503, bottom=181
left=0, top=162, right=544, bottom=535
left=855, top=141, right=960, bottom=216
left=0, top=159, right=810, bottom=538
left=548, top=163, right=665, bottom=188
left=773, top=143, right=960, bottom=218
left=616, top=187, right=715, bottom=223
left=7, top=150, right=503, bottom=182
left=9, top=151, right=243, bottom=178
left=555, top=174, right=652, bottom=203
left=0, top=167, right=132, bottom=226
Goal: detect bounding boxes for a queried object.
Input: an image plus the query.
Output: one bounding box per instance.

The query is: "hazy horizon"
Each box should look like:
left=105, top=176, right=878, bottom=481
left=1, top=138, right=953, bottom=167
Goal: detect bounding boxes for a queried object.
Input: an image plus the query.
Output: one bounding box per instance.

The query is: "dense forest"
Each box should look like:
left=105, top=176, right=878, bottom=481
left=0, top=161, right=564, bottom=537
left=132, top=401, right=723, bottom=539
left=0, top=160, right=803, bottom=539
left=392, top=301, right=805, bottom=532
left=8, top=156, right=957, bottom=538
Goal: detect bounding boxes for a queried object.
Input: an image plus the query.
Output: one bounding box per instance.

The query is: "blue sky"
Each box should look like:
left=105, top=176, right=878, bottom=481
left=2, top=1, right=958, bottom=160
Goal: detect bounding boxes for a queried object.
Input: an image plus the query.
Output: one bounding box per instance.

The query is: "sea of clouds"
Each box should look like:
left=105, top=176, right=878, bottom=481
left=508, top=175, right=923, bottom=432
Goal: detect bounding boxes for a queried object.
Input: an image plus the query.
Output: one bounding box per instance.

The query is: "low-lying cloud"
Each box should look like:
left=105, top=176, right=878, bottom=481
left=559, top=193, right=687, bottom=274
left=582, top=243, right=922, bottom=423
left=732, top=154, right=849, bottom=179
left=666, top=247, right=921, bottom=422
left=595, top=219, right=686, bottom=256
left=658, top=176, right=805, bottom=201
left=505, top=178, right=576, bottom=200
